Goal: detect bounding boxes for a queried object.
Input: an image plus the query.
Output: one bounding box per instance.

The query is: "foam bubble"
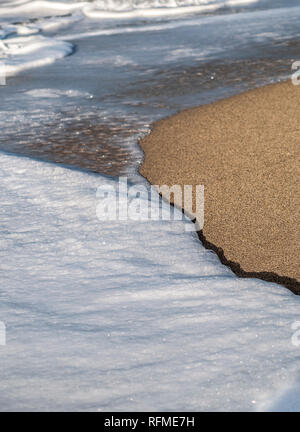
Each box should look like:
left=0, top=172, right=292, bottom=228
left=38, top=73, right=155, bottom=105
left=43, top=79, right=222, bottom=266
left=1, top=34, right=73, bottom=76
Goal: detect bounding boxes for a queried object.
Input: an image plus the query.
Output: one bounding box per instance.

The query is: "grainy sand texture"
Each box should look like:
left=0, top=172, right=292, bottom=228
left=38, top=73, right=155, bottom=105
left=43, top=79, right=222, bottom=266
left=139, top=81, right=300, bottom=293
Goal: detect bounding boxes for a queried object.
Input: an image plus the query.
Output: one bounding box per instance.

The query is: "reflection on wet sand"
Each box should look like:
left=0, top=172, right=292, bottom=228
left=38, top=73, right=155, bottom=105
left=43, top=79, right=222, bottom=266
left=125, top=57, right=292, bottom=99
left=0, top=116, right=138, bottom=176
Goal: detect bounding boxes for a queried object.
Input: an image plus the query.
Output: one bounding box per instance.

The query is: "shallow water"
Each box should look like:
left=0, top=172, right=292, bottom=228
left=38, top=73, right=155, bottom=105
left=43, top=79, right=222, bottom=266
left=1, top=0, right=300, bottom=177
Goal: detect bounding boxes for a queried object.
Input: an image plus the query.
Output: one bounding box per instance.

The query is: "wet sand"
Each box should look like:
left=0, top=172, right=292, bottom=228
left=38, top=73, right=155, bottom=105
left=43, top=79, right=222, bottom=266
left=0, top=116, right=137, bottom=177
left=139, top=81, right=300, bottom=294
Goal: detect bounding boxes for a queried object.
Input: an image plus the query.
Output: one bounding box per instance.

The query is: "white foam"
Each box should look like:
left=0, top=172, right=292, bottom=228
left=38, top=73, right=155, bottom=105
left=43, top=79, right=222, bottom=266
left=0, top=0, right=260, bottom=21
left=0, top=0, right=87, bottom=16
left=257, top=380, right=300, bottom=411
left=0, top=0, right=261, bottom=78
left=0, top=9, right=81, bottom=78
left=83, top=0, right=259, bottom=19
left=0, top=34, right=73, bottom=76
left=25, top=88, right=93, bottom=98
left=0, top=150, right=300, bottom=411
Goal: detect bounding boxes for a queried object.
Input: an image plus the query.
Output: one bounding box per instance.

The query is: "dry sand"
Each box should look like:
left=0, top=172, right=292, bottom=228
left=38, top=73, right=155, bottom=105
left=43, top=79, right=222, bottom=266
left=139, top=81, right=300, bottom=293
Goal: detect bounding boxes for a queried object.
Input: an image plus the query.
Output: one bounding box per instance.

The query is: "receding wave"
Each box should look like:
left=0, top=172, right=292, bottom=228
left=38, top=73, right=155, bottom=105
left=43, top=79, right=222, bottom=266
left=1, top=34, right=73, bottom=76
left=0, top=1, right=86, bottom=16
left=0, top=13, right=75, bottom=77
left=0, top=0, right=276, bottom=79
left=83, top=0, right=260, bottom=19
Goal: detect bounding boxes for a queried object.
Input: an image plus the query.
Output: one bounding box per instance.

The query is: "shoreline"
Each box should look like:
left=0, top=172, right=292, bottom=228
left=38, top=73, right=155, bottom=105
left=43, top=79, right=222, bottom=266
left=138, top=80, right=300, bottom=294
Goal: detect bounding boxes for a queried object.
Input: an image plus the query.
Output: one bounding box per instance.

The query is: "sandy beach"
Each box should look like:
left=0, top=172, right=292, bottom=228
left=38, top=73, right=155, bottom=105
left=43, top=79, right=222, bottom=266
left=139, top=81, right=300, bottom=293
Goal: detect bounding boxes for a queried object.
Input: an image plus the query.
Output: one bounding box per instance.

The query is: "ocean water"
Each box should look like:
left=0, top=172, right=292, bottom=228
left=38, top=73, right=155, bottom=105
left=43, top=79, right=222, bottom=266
left=1, top=0, right=300, bottom=175
left=1, top=0, right=300, bottom=411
